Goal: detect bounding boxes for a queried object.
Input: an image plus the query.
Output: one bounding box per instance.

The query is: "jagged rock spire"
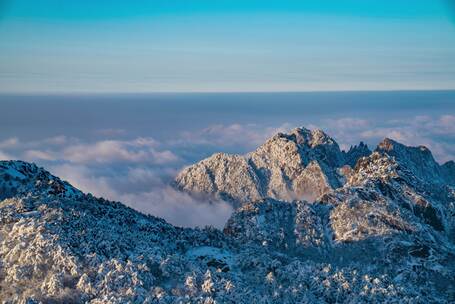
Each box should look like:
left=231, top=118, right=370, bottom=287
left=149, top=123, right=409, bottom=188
left=343, top=141, right=371, bottom=167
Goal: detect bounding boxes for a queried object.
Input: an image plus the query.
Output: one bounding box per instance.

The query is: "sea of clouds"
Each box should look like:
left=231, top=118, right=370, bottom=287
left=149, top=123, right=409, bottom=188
left=0, top=112, right=454, bottom=228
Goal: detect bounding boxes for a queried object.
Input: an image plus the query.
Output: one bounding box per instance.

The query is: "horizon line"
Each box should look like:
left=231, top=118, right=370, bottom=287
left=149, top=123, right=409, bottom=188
left=1, top=88, right=455, bottom=97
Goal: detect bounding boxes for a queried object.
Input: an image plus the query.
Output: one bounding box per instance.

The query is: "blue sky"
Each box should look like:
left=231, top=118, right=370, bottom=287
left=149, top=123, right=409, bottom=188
left=1, top=0, right=455, bottom=92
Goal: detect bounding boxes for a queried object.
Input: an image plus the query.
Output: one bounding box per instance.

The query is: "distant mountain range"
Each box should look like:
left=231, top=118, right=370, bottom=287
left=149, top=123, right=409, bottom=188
left=1, top=127, right=454, bottom=303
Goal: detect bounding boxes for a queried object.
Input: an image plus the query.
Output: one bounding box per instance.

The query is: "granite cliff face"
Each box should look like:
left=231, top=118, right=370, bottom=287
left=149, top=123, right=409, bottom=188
left=176, top=128, right=454, bottom=206
left=1, top=127, right=455, bottom=303
left=175, top=127, right=370, bottom=206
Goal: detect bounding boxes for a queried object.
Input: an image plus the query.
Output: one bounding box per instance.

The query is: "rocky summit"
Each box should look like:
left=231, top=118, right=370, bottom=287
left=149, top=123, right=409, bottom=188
left=175, top=127, right=365, bottom=207
left=1, top=127, right=455, bottom=303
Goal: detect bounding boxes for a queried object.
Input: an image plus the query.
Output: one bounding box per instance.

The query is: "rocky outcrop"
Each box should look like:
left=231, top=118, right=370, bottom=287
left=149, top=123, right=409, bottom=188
left=177, top=129, right=454, bottom=210
left=343, top=141, right=371, bottom=167
left=376, top=138, right=445, bottom=185
left=174, top=153, right=263, bottom=205
left=176, top=127, right=360, bottom=206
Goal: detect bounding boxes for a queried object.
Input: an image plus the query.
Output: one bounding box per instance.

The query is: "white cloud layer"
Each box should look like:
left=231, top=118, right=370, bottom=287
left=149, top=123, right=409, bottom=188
left=62, top=138, right=178, bottom=164
left=0, top=115, right=454, bottom=227
left=50, top=163, right=233, bottom=228
left=0, top=138, right=19, bottom=149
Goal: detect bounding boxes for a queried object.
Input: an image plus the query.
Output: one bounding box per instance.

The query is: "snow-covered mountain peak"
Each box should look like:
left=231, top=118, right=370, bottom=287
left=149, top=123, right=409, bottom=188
left=264, top=127, right=339, bottom=152
left=286, top=127, right=337, bottom=147
left=177, top=127, right=373, bottom=206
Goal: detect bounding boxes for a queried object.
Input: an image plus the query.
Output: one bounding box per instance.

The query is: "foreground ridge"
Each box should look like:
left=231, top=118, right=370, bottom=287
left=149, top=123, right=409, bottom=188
left=1, top=127, right=455, bottom=303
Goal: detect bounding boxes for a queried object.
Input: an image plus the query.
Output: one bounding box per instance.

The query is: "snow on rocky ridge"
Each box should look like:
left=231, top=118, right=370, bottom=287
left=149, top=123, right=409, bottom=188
left=1, top=127, right=455, bottom=303
left=176, top=127, right=455, bottom=206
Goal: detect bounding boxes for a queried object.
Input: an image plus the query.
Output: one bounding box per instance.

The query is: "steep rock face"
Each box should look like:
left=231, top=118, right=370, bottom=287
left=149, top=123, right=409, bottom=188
left=249, top=128, right=343, bottom=200
left=176, top=127, right=356, bottom=206
left=345, top=151, right=452, bottom=234
left=177, top=129, right=454, bottom=210
left=175, top=153, right=262, bottom=206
